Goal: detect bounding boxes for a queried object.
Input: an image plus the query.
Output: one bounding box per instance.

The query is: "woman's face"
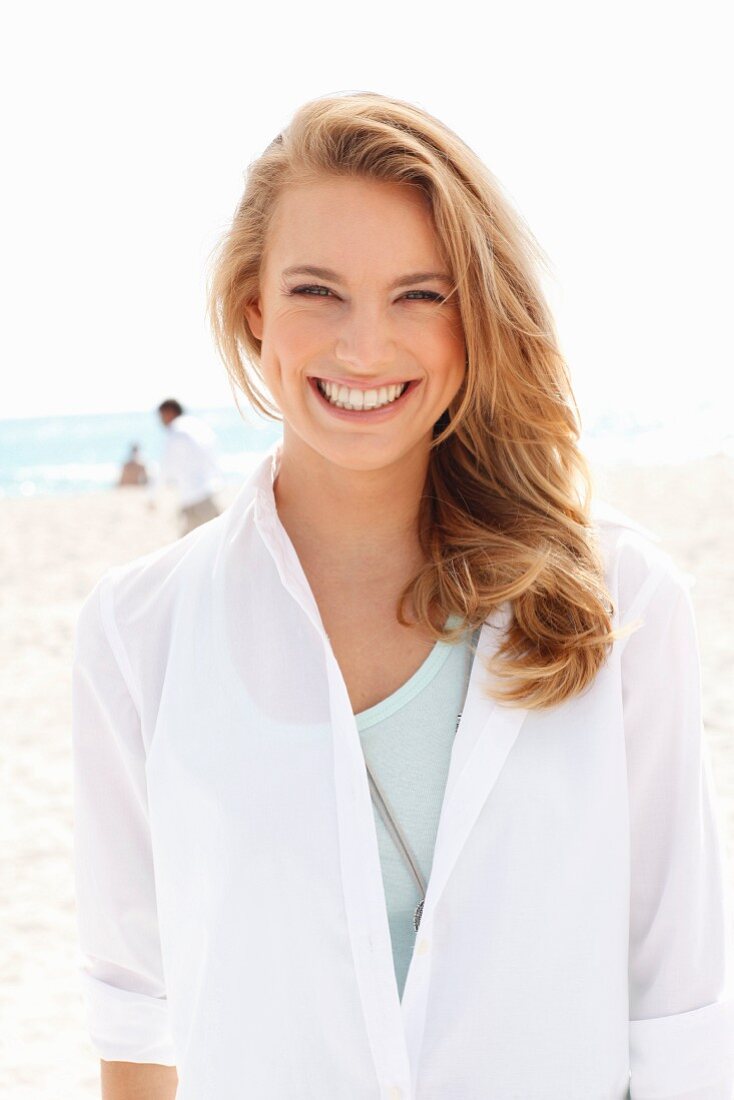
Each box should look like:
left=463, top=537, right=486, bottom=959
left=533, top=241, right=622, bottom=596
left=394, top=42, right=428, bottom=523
left=245, top=174, right=466, bottom=472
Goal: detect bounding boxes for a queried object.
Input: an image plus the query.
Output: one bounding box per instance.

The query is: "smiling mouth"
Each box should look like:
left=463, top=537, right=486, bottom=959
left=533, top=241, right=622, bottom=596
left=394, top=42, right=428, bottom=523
left=314, top=377, right=412, bottom=411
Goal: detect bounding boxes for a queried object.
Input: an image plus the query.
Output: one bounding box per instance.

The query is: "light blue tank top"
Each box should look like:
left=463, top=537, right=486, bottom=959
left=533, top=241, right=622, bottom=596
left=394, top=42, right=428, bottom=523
left=354, top=614, right=481, bottom=1000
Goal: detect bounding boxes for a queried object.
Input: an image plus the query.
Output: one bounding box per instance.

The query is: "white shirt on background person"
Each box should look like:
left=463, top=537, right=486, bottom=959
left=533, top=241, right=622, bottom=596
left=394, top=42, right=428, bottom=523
left=71, top=438, right=734, bottom=1099
left=148, top=413, right=224, bottom=508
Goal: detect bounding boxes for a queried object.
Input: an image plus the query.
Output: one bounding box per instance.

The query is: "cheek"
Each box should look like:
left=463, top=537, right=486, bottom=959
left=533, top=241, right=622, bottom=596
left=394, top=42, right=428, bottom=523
left=412, top=313, right=465, bottom=371
left=267, top=311, right=331, bottom=365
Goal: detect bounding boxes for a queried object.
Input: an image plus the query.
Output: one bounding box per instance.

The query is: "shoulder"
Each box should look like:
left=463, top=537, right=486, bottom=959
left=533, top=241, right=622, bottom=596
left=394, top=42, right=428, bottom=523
left=74, top=521, right=210, bottom=664
left=76, top=475, right=256, bottom=650
left=589, top=496, right=695, bottom=634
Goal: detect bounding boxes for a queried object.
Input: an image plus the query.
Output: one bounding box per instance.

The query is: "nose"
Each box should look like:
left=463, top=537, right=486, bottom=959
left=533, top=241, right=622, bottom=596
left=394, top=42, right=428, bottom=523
left=333, top=300, right=397, bottom=376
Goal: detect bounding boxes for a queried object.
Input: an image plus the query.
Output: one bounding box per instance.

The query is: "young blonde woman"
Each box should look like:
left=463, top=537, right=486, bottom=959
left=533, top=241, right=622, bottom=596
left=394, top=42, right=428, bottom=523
left=72, top=93, right=734, bottom=1100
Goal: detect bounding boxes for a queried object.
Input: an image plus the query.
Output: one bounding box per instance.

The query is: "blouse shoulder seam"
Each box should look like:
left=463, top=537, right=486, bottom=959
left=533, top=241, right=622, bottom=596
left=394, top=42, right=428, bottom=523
left=614, top=548, right=692, bottom=658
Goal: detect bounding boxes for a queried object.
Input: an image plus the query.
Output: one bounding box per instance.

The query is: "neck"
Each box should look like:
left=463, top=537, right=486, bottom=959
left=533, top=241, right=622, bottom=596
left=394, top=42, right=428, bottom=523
left=272, top=428, right=431, bottom=585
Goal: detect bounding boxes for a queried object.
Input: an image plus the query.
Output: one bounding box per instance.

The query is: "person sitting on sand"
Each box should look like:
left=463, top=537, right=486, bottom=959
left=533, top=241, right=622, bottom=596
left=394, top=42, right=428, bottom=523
left=117, top=443, right=148, bottom=487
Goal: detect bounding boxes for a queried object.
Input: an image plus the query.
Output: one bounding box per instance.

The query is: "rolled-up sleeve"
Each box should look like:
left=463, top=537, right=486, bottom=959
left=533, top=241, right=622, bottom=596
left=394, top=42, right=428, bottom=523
left=71, top=571, right=176, bottom=1065
left=621, top=562, right=734, bottom=1098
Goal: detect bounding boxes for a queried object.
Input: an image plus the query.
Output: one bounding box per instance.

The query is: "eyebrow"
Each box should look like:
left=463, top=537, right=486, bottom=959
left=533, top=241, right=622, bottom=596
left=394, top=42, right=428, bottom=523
left=281, top=265, right=454, bottom=290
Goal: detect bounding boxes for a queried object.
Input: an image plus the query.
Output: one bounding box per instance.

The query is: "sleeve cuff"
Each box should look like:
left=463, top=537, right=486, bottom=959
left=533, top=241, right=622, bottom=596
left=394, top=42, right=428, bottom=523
left=79, top=969, right=177, bottom=1065
left=629, top=998, right=734, bottom=1098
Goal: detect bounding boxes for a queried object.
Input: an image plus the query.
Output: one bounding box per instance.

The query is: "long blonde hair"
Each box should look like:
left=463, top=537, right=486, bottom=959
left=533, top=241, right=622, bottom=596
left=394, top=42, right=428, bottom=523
left=209, top=91, right=633, bottom=710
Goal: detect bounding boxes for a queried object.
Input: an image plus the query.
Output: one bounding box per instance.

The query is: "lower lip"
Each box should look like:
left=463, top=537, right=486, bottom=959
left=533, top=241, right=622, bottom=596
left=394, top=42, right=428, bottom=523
left=308, top=378, right=419, bottom=421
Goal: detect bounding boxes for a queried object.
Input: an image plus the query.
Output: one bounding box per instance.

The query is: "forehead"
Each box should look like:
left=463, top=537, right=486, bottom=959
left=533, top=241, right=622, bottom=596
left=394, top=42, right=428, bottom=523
left=263, top=175, right=445, bottom=278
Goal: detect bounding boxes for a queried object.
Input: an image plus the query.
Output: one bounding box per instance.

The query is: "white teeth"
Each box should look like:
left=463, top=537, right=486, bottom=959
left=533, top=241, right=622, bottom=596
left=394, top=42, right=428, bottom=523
left=316, top=379, right=408, bottom=410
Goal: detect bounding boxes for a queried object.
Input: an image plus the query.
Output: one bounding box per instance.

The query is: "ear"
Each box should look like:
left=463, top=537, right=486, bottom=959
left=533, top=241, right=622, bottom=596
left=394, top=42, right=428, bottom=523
left=244, top=298, right=264, bottom=341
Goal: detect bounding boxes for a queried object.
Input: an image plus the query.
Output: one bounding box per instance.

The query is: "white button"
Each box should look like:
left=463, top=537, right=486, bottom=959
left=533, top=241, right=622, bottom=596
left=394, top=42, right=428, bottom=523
left=387, top=1087, right=402, bottom=1100
left=416, top=938, right=430, bottom=955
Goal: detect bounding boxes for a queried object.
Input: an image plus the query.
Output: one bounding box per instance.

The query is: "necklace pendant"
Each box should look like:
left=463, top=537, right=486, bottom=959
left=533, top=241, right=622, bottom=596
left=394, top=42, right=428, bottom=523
left=413, top=898, right=424, bottom=933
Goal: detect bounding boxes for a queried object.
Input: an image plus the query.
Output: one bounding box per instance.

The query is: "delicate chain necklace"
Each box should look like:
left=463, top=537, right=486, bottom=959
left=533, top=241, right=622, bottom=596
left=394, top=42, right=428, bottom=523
left=362, top=625, right=480, bottom=935
left=365, top=759, right=427, bottom=932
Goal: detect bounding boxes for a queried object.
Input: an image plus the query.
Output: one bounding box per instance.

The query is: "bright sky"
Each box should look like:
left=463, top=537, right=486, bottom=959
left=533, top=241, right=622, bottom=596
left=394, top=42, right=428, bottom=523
left=3, top=1, right=731, bottom=427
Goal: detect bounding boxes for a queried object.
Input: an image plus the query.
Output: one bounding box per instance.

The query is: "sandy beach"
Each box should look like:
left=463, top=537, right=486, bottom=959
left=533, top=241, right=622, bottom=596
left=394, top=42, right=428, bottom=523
left=3, top=457, right=733, bottom=1098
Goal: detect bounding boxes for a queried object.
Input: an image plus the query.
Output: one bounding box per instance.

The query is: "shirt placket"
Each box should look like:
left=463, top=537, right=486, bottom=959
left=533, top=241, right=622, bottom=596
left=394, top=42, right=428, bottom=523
left=254, top=487, right=413, bottom=1098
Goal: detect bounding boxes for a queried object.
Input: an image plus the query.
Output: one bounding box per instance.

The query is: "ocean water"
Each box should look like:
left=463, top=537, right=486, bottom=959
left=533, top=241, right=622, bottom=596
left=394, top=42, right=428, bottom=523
left=0, top=401, right=731, bottom=500
left=0, top=407, right=283, bottom=499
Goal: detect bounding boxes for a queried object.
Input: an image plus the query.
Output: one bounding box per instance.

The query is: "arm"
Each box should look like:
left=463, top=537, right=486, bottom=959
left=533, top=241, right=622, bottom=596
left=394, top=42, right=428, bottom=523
left=621, top=561, right=734, bottom=1098
left=72, top=573, right=178, bottom=1091
left=101, top=1060, right=177, bottom=1099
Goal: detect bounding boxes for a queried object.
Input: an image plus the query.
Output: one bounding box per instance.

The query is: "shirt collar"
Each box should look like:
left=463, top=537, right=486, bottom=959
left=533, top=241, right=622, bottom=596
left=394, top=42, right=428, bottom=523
left=248, top=438, right=327, bottom=634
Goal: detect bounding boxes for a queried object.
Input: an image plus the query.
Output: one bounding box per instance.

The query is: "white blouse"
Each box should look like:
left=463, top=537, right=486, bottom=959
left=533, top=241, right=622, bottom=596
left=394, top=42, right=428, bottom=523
left=71, top=439, right=734, bottom=1099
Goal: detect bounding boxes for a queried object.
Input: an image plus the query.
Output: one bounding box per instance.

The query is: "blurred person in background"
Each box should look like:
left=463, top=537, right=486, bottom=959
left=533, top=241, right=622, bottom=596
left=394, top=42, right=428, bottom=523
left=117, top=442, right=149, bottom=487
left=148, top=398, right=224, bottom=535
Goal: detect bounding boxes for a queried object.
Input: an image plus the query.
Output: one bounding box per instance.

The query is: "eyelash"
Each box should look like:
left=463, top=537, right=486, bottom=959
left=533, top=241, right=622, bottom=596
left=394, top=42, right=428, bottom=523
left=290, top=284, right=446, bottom=303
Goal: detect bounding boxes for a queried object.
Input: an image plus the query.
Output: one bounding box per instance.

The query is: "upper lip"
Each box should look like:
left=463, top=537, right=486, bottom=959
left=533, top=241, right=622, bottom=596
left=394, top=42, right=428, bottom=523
left=311, top=376, right=414, bottom=390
